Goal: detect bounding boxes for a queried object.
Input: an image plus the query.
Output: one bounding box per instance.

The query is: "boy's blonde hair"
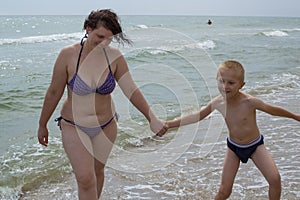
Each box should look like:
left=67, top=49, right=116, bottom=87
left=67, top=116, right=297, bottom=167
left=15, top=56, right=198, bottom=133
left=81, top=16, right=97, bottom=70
left=218, top=60, right=245, bottom=82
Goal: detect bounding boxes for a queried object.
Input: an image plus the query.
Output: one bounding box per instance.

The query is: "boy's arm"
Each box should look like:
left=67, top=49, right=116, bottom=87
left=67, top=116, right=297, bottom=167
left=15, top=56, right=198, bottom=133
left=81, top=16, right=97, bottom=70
left=252, top=97, right=300, bottom=121
left=167, top=101, right=213, bottom=128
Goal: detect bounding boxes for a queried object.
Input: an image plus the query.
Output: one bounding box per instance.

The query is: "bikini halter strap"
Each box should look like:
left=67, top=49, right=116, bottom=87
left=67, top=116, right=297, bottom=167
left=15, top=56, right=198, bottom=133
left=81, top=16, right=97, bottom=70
left=80, top=33, right=88, bottom=46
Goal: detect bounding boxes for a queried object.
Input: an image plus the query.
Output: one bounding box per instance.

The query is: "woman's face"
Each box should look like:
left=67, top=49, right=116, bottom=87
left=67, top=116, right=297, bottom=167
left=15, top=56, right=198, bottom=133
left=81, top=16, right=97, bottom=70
left=87, top=26, right=114, bottom=47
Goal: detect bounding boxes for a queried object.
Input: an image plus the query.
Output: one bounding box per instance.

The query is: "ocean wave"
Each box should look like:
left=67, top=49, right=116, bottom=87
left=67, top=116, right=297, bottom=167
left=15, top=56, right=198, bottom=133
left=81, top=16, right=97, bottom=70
left=0, top=137, right=70, bottom=199
left=247, top=73, right=300, bottom=95
left=196, top=40, right=216, bottom=50
left=0, top=87, right=45, bottom=114
left=0, top=32, right=82, bottom=46
left=248, top=82, right=296, bottom=96
left=282, top=28, right=300, bottom=33
left=169, top=40, right=216, bottom=51
left=130, top=24, right=165, bottom=31
left=260, top=30, right=289, bottom=37
left=258, top=27, right=300, bottom=37
left=126, top=40, right=216, bottom=59
left=135, top=24, right=149, bottom=29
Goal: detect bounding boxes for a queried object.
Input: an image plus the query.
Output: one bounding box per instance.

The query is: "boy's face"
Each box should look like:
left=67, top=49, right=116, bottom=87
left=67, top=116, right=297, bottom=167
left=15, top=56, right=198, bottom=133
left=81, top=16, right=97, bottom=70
left=217, top=68, right=245, bottom=99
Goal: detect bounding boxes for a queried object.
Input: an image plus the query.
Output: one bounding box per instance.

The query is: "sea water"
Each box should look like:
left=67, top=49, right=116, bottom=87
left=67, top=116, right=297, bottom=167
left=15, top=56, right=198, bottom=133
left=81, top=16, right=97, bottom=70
left=0, top=15, right=299, bottom=199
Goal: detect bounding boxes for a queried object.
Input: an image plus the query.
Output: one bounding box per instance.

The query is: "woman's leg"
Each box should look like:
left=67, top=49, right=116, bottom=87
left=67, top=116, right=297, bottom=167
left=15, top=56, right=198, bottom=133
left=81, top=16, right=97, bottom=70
left=215, top=148, right=240, bottom=200
left=92, top=120, right=117, bottom=198
left=94, top=160, right=105, bottom=198
left=251, top=145, right=281, bottom=200
left=61, top=121, right=98, bottom=200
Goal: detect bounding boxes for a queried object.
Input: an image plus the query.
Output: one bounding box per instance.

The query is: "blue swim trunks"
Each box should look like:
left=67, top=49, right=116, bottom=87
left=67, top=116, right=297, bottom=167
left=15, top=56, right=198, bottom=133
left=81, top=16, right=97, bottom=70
left=227, top=135, right=264, bottom=163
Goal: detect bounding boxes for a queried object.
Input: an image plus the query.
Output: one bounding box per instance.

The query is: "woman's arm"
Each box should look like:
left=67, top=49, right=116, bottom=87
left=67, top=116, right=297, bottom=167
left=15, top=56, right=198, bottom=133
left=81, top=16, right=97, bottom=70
left=114, top=54, right=166, bottom=134
left=38, top=48, right=68, bottom=146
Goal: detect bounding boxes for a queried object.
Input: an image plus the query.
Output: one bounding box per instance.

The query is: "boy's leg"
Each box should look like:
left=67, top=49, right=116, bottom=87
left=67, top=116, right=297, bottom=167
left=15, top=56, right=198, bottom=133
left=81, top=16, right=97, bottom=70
left=251, top=145, right=281, bottom=200
left=215, top=148, right=240, bottom=200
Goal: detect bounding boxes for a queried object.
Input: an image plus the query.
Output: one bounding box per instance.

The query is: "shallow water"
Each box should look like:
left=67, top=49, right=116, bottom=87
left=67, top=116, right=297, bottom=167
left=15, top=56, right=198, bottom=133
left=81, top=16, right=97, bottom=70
left=1, top=15, right=299, bottom=199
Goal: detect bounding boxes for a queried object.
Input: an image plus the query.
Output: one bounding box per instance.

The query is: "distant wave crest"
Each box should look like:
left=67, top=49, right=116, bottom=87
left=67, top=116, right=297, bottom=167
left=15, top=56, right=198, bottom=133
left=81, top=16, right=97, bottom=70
left=196, top=40, right=216, bottom=50
left=261, top=30, right=288, bottom=37
left=135, top=24, right=149, bottom=29
left=165, top=40, right=216, bottom=52
left=125, top=39, right=216, bottom=61
left=0, top=32, right=82, bottom=45
left=247, top=73, right=300, bottom=95
left=282, top=28, right=300, bottom=32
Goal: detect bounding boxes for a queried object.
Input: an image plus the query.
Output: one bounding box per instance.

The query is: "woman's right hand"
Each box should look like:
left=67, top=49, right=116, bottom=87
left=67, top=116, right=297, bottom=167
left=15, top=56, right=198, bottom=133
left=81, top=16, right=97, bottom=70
left=38, top=126, right=49, bottom=146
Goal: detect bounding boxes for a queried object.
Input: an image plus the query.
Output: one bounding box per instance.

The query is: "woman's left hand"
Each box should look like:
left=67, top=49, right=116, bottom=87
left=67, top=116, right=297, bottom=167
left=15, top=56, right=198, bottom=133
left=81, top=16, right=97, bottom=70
left=149, top=117, right=168, bottom=137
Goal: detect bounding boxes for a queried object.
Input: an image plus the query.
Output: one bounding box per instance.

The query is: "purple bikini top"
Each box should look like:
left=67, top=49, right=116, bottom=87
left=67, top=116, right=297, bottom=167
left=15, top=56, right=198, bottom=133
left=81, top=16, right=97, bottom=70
left=67, top=43, right=116, bottom=96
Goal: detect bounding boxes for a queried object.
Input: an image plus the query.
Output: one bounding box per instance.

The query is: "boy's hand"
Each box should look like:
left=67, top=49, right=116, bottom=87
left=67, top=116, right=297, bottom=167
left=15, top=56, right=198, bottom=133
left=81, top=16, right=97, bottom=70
left=149, top=116, right=167, bottom=137
left=155, top=122, right=168, bottom=137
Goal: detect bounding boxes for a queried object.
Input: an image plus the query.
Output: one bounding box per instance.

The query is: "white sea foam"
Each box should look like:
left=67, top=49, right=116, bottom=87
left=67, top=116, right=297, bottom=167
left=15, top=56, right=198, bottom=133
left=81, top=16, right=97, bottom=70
left=135, top=24, right=148, bottom=29
left=0, top=32, right=82, bottom=45
left=263, top=30, right=288, bottom=37
left=164, top=40, right=216, bottom=51
left=197, top=40, right=216, bottom=50
left=282, top=28, right=300, bottom=32
left=144, top=40, right=216, bottom=55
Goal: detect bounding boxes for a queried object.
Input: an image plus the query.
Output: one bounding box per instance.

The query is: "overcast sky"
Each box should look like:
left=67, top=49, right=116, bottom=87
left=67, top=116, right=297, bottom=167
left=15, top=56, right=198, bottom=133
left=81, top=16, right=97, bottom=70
left=1, top=0, right=299, bottom=17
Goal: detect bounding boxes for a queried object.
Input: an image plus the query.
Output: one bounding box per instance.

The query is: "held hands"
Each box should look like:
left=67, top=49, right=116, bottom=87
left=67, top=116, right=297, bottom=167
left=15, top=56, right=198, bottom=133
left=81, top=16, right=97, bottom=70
left=38, top=126, right=49, bottom=146
left=149, top=116, right=168, bottom=137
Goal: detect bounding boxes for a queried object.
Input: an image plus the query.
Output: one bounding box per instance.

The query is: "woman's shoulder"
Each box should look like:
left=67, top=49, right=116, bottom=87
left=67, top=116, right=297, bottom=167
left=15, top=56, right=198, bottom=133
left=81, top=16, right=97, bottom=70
left=60, top=43, right=81, bottom=56
left=104, top=46, right=124, bottom=62
left=105, top=45, right=122, bottom=54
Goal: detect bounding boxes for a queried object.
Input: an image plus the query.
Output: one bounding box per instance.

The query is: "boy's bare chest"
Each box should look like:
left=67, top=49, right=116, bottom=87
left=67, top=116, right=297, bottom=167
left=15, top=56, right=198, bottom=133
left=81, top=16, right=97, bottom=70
left=222, top=102, right=253, bottom=123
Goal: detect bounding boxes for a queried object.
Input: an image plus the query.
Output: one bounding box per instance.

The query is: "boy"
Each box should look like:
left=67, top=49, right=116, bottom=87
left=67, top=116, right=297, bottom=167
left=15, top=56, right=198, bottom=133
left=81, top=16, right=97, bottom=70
left=164, top=60, right=300, bottom=199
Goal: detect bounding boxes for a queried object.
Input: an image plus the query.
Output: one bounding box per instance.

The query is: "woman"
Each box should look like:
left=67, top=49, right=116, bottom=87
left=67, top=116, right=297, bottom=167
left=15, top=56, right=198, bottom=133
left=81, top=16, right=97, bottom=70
left=37, top=9, right=166, bottom=199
